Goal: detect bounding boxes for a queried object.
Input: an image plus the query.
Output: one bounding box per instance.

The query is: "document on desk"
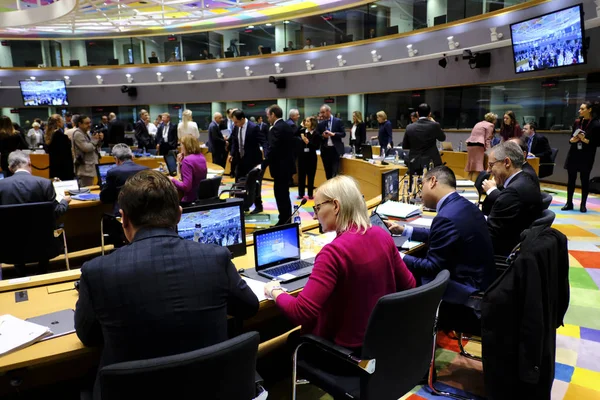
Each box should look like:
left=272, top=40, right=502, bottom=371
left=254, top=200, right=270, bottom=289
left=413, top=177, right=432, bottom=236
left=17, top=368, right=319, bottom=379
left=409, top=218, right=433, bottom=228
left=456, top=180, right=475, bottom=187
left=0, top=314, right=52, bottom=356
left=242, top=277, right=267, bottom=302
left=53, top=180, right=79, bottom=202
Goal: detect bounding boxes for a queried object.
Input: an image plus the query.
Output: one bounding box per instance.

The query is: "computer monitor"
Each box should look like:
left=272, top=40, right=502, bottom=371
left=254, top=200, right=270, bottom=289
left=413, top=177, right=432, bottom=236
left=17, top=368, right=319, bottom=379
left=177, top=199, right=247, bottom=258
left=164, top=151, right=178, bottom=176
left=69, top=60, right=80, bottom=67
left=224, top=51, right=234, bottom=58
left=382, top=169, right=400, bottom=202
left=386, top=26, right=399, bottom=35
left=96, top=162, right=116, bottom=186
left=24, top=60, right=37, bottom=67
left=261, top=47, right=272, bottom=54
left=361, top=144, right=373, bottom=160
left=107, top=58, right=119, bottom=65
left=148, top=57, right=159, bottom=64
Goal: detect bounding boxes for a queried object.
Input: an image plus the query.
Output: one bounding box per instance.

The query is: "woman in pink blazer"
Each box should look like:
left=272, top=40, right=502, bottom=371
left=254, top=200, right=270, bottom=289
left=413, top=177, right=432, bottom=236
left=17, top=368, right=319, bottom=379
left=465, top=113, right=497, bottom=180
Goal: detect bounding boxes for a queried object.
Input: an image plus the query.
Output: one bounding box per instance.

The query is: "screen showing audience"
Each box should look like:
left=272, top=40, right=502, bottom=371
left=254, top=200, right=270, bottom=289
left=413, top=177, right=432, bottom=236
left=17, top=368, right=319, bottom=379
left=19, top=80, right=69, bottom=106
left=382, top=169, right=400, bottom=202
left=255, top=225, right=299, bottom=267
left=511, top=4, right=585, bottom=74
left=178, top=204, right=244, bottom=247
left=98, top=164, right=116, bottom=185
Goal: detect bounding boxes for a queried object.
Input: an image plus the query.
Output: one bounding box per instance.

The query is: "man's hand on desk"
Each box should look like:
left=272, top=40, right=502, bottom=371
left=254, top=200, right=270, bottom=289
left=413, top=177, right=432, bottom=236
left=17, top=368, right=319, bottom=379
left=482, top=177, right=497, bottom=193
left=384, top=220, right=404, bottom=235
left=64, top=195, right=72, bottom=204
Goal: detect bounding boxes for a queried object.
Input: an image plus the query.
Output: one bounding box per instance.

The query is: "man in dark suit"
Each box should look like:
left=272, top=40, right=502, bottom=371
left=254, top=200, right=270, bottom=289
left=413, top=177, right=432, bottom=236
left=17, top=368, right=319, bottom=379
left=134, top=109, right=152, bottom=151
left=523, top=121, right=552, bottom=163
left=93, top=115, right=109, bottom=138
left=257, top=115, right=270, bottom=157
left=386, top=166, right=495, bottom=307
left=230, top=110, right=268, bottom=213
left=156, top=113, right=177, bottom=156
left=286, top=109, right=300, bottom=135
left=208, top=112, right=227, bottom=169
left=107, top=112, right=125, bottom=145
left=265, top=104, right=295, bottom=225
left=485, top=141, right=542, bottom=256
left=317, top=104, right=346, bottom=180
left=75, top=170, right=259, bottom=397
left=402, top=103, right=446, bottom=175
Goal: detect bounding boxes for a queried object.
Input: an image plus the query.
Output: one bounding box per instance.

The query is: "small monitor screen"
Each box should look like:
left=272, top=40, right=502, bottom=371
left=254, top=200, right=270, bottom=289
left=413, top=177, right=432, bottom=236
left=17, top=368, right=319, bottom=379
left=178, top=200, right=247, bottom=257
left=382, top=169, right=400, bottom=202
left=254, top=224, right=299, bottom=268
left=97, top=163, right=116, bottom=186
left=19, top=80, right=69, bottom=107
left=164, top=152, right=178, bottom=176
left=510, top=4, right=585, bottom=74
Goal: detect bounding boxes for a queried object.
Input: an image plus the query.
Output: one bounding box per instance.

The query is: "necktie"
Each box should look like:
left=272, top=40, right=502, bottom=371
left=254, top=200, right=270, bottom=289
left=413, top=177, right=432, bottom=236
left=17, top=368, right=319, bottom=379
left=239, top=126, right=245, bottom=158
left=528, top=136, right=533, bottom=154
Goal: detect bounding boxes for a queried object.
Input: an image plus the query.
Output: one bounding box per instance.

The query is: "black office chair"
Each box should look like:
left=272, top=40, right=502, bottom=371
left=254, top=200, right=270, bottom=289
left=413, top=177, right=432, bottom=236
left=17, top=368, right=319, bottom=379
left=221, top=165, right=261, bottom=211
left=344, top=145, right=352, bottom=154
left=291, top=270, right=450, bottom=400
left=194, top=175, right=223, bottom=203
left=98, top=332, right=260, bottom=400
left=538, top=148, right=558, bottom=179
left=0, top=202, right=69, bottom=274
left=541, top=192, right=552, bottom=210
left=531, top=209, right=555, bottom=229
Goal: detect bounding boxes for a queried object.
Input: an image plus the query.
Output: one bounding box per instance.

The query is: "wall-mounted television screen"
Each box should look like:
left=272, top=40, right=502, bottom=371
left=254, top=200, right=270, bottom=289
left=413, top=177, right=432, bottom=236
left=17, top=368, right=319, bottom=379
left=510, top=4, right=585, bottom=74
left=19, top=80, right=69, bottom=107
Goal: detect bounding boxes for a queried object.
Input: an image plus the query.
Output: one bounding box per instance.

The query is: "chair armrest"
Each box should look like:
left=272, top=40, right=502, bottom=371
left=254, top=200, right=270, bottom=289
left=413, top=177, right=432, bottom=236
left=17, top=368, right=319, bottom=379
left=255, top=371, right=264, bottom=386
left=219, top=189, right=247, bottom=198
left=296, top=334, right=376, bottom=374
left=54, top=228, right=65, bottom=238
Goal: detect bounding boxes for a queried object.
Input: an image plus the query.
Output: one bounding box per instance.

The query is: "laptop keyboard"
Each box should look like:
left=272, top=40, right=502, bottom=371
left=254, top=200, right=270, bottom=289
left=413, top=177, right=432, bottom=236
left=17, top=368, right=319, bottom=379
left=265, top=260, right=313, bottom=277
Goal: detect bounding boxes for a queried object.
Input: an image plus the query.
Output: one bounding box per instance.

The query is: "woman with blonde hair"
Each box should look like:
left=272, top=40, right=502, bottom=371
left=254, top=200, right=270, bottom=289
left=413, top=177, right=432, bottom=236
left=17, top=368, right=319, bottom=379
left=465, top=112, right=497, bottom=180
left=44, top=114, right=75, bottom=181
left=264, top=175, right=415, bottom=350
left=297, top=116, right=320, bottom=199
left=177, top=109, right=200, bottom=140
left=0, top=115, right=27, bottom=178
left=370, top=110, right=393, bottom=152
left=170, top=134, right=207, bottom=205
left=350, top=111, right=366, bottom=153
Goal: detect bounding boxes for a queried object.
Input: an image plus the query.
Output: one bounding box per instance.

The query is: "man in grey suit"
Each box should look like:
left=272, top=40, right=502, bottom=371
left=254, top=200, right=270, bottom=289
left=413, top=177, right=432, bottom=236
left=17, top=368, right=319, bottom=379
left=402, top=103, right=446, bottom=175
left=75, top=170, right=259, bottom=398
left=208, top=112, right=227, bottom=168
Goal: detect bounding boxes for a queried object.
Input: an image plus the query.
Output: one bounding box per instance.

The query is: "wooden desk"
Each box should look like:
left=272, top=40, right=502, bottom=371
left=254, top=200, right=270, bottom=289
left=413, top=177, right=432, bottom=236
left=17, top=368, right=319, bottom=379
left=440, top=151, right=540, bottom=178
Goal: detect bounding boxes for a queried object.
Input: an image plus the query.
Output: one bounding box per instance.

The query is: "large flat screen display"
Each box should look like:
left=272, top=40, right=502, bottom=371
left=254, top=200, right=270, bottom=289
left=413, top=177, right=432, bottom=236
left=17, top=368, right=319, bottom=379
left=19, top=80, right=69, bottom=106
left=510, top=4, right=585, bottom=74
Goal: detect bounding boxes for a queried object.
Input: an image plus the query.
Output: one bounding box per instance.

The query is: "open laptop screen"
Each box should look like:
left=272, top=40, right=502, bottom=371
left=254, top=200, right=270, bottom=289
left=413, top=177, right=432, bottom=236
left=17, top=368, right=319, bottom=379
left=97, top=163, right=116, bottom=186
left=382, top=169, right=400, bottom=202
left=254, top=224, right=300, bottom=269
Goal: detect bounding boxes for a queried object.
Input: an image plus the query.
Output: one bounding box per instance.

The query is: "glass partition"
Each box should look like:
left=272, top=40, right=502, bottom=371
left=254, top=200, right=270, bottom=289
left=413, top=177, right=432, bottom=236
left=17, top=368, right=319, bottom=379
left=1, top=0, right=531, bottom=68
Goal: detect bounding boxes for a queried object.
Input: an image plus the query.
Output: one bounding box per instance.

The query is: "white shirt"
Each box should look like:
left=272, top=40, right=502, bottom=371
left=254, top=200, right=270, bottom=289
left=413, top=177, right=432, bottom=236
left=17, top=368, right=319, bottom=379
left=327, top=116, right=334, bottom=146
left=238, top=119, right=248, bottom=157
left=303, top=45, right=315, bottom=49
left=162, top=123, right=170, bottom=142
left=177, top=121, right=199, bottom=140
left=147, top=123, right=157, bottom=136
left=351, top=125, right=357, bottom=140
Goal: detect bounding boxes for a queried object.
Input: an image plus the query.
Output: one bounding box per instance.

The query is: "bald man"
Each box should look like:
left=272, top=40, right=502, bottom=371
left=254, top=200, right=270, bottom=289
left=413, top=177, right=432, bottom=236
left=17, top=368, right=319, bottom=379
left=208, top=112, right=227, bottom=168
left=107, top=112, right=125, bottom=145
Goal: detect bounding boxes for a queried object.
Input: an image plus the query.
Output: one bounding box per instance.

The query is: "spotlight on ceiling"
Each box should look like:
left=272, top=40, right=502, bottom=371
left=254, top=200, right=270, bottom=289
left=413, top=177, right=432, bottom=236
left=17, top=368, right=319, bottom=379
left=96, top=75, right=103, bottom=84
left=216, top=68, right=224, bottom=78
left=30, top=76, right=36, bottom=80
left=274, top=63, right=283, bottom=73
left=447, top=36, right=459, bottom=50
left=269, top=75, right=287, bottom=89
left=186, top=70, right=194, bottom=80
left=63, top=76, right=71, bottom=85
left=305, top=60, right=314, bottom=71
left=371, top=50, right=381, bottom=62
left=156, top=72, right=164, bottom=82
left=490, top=27, right=504, bottom=42
left=125, top=73, right=134, bottom=83
left=407, top=44, right=418, bottom=57
left=244, top=66, right=253, bottom=77
left=336, top=55, right=346, bottom=67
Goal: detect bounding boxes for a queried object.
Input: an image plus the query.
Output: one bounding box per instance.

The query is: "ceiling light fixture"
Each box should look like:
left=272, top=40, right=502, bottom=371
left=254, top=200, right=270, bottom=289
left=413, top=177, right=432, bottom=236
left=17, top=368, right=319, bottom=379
left=490, top=27, right=503, bottom=42
left=96, top=75, right=103, bottom=84
left=447, top=36, right=459, bottom=50
left=30, top=76, right=36, bottom=80
left=63, top=76, right=71, bottom=85
left=336, top=55, right=346, bottom=67
left=156, top=72, right=164, bottom=82
left=126, top=73, right=134, bottom=83
left=371, top=50, right=381, bottom=62
left=216, top=68, right=224, bottom=78
left=244, top=66, right=253, bottom=77
left=274, top=63, right=283, bottom=73
left=305, top=60, right=314, bottom=71
left=186, top=70, right=194, bottom=80
left=407, top=44, right=418, bottom=57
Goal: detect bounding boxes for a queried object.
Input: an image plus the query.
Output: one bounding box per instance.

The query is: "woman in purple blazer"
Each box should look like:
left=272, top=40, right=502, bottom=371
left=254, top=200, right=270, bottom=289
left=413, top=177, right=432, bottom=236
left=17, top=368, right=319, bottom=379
left=170, top=135, right=207, bottom=205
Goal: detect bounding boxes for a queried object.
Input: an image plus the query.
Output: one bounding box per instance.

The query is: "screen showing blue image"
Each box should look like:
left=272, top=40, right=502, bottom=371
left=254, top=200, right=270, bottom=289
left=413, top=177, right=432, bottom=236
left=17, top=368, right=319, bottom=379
left=178, top=205, right=243, bottom=247
left=382, top=169, right=399, bottom=202
left=19, top=80, right=69, bottom=106
left=511, top=4, right=585, bottom=74
left=255, top=225, right=300, bottom=267
left=98, top=163, right=116, bottom=185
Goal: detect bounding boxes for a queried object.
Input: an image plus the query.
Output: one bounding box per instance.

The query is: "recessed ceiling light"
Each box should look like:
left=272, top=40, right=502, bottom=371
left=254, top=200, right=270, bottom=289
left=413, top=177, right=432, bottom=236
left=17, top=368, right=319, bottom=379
left=266, top=23, right=272, bottom=26
left=283, top=20, right=290, bottom=24
left=247, top=25, right=254, bottom=29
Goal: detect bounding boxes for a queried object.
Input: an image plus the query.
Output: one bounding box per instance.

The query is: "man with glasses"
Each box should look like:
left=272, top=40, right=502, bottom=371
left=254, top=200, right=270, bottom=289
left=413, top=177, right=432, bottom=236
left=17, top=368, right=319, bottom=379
left=318, top=104, right=346, bottom=180
left=485, top=141, right=542, bottom=256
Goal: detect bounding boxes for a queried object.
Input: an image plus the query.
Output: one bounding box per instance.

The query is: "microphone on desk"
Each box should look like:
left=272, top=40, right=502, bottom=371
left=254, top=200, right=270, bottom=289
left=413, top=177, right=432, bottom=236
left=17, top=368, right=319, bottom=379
left=69, top=177, right=90, bottom=195
left=286, top=197, right=308, bottom=224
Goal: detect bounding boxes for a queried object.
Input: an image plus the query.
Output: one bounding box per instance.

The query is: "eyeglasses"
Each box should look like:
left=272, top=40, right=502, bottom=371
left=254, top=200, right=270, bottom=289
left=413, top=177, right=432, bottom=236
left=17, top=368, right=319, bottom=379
left=487, top=159, right=502, bottom=169
left=313, top=200, right=333, bottom=214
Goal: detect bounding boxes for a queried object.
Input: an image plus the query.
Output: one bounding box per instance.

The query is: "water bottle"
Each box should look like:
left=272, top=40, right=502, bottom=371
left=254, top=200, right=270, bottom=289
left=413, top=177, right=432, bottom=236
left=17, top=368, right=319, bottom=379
left=351, top=145, right=356, bottom=158
left=458, top=141, right=463, bottom=152
left=193, top=223, right=202, bottom=242
left=293, top=205, right=301, bottom=226
left=394, top=151, right=400, bottom=164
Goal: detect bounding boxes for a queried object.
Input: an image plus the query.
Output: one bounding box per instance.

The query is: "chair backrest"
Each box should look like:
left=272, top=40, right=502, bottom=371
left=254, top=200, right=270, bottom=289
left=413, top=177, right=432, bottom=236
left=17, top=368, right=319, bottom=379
left=531, top=209, right=555, bottom=229
left=241, top=166, right=262, bottom=209
left=0, top=202, right=58, bottom=265
left=99, top=331, right=259, bottom=400
left=540, top=192, right=552, bottom=210
left=474, top=171, right=490, bottom=197
left=550, top=148, right=559, bottom=163
left=539, top=148, right=558, bottom=178
left=197, top=175, right=223, bottom=200
left=344, top=145, right=352, bottom=154
left=360, top=270, right=450, bottom=399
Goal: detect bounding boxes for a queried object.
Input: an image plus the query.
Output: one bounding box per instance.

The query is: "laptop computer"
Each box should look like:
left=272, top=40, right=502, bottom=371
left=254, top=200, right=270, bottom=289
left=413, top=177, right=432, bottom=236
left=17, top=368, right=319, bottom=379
left=254, top=223, right=314, bottom=283
left=26, top=309, right=75, bottom=341
left=361, top=144, right=373, bottom=159
left=370, top=213, right=408, bottom=249
left=96, top=162, right=116, bottom=186
left=148, top=56, right=159, bottom=64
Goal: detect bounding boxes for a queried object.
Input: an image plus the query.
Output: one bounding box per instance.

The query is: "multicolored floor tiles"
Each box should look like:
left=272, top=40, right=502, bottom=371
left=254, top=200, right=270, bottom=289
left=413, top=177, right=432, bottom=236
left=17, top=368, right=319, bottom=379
left=241, top=179, right=600, bottom=399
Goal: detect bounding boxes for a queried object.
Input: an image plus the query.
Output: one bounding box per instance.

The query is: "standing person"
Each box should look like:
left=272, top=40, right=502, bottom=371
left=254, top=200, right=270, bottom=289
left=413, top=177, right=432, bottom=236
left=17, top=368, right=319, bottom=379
left=402, top=103, right=446, bottom=176
left=297, top=116, right=320, bottom=200
left=72, top=115, right=103, bottom=187
left=178, top=109, right=200, bottom=140
left=350, top=111, right=366, bottom=153
left=563, top=101, right=600, bottom=213
left=230, top=110, right=267, bottom=212
left=26, top=122, right=44, bottom=148
left=226, top=108, right=238, bottom=177
left=134, top=109, right=152, bottom=151
left=107, top=112, right=125, bottom=146
left=147, top=114, right=158, bottom=140
left=156, top=113, right=178, bottom=156
left=208, top=112, right=227, bottom=169
left=303, top=38, right=314, bottom=49
left=465, top=113, right=497, bottom=181
left=499, top=110, right=522, bottom=142
left=64, top=112, right=73, bottom=129
left=376, top=111, right=393, bottom=154
left=45, top=114, right=74, bottom=181
left=264, top=105, right=295, bottom=225
left=287, top=109, right=300, bottom=135
left=0, top=115, right=28, bottom=178
left=169, top=135, right=207, bottom=206
left=317, top=105, right=346, bottom=180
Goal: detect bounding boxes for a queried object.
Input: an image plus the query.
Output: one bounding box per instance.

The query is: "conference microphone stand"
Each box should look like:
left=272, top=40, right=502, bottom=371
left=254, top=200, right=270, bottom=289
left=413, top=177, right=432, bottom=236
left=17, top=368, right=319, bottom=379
left=69, top=177, right=91, bottom=195
left=285, top=197, right=308, bottom=224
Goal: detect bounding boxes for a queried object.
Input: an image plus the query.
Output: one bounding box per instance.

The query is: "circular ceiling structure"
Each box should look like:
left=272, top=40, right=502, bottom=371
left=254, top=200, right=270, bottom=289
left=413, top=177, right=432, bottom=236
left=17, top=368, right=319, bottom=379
left=0, top=0, right=370, bottom=38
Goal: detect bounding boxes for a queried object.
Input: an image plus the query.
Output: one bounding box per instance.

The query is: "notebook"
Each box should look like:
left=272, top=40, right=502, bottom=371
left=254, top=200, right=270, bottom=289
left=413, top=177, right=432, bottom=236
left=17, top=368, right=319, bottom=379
left=376, top=201, right=421, bottom=219
left=0, top=314, right=52, bottom=356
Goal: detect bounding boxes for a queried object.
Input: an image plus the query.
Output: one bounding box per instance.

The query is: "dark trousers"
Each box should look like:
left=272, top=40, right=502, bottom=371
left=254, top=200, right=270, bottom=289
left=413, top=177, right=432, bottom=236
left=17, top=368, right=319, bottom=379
left=298, top=152, right=317, bottom=197
left=321, top=146, right=340, bottom=180
left=567, top=167, right=591, bottom=206
left=274, top=176, right=291, bottom=225
left=212, top=150, right=227, bottom=169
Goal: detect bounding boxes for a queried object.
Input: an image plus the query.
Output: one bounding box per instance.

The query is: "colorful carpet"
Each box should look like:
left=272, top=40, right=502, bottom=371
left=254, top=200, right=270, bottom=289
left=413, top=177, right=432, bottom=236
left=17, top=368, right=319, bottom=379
left=240, top=177, right=600, bottom=399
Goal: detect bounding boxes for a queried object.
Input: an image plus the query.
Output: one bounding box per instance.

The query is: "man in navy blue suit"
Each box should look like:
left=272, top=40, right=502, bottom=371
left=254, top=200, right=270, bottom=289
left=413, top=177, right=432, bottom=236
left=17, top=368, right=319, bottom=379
left=76, top=170, right=259, bottom=397
left=386, top=166, right=495, bottom=306
left=155, top=113, right=178, bottom=156
left=230, top=109, right=268, bottom=213
left=318, top=104, right=346, bottom=179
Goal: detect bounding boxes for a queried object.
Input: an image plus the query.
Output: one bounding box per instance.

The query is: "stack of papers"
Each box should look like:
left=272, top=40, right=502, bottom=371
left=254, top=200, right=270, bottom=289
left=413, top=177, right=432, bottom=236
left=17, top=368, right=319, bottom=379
left=0, top=314, right=52, bottom=356
left=409, top=218, right=433, bottom=228
left=456, top=180, right=475, bottom=187
left=377, top=201, right=422, bottom=219
left=241, top=277, right=267, bottom=301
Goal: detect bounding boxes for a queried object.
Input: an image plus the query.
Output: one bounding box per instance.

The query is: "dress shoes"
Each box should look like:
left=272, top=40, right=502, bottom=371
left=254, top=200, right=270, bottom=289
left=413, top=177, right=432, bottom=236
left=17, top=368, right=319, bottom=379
left=250, top=207, right=263, bottom=215
left=580, top=204, right=587, bottom=213
left=561, top=203, right=573, bottom=211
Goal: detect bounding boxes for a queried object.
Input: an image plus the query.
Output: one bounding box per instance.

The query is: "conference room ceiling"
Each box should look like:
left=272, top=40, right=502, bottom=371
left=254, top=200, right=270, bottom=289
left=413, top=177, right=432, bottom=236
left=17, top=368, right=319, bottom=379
left=0, top=0, right=367, bottom=37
